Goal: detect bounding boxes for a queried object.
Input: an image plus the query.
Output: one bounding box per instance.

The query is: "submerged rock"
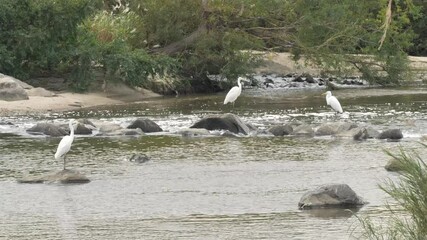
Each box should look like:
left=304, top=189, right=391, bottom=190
left=127, top=118, right=163, bottom=133
left=17, top=169, right=90, bottom=184
left=74, top=123, right=92, bottom=135
left=385, top=158, right=403, bottom=172
left=178, top=128, right=211, bottom=137
left=298, top=184, right=366, bottom=209
left=315, top=122, right=358, bottom=136
left=129, top=153, right=150, bottom=163
left=377, top=129, right=403, bottom=140
left=27, top=123, right=67, bottom=137
left=190, top=113, right=251, bottom=135
left=268, top=124, right=293, bottom=136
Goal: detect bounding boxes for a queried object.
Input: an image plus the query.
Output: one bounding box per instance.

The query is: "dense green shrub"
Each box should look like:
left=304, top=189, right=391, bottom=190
left=70, top=10, right=178, bottom=91
left=291, top=0, right=417, bottom=85
left=0, top=0, right=100, bottom=79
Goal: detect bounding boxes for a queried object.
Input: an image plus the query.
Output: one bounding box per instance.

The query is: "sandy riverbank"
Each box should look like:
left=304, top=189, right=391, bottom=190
left=0, top=83, right=161, bottom=116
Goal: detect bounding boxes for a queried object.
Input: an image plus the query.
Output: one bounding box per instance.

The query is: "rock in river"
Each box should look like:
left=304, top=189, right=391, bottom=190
left=190, top=113, right=251, bottom=135
left=129, top=153, right=150, bottom=163
left=27, top=123, right=67, bottom=137
left=298, top=184, right=366, bottom=209
left=377, top=129, right=403, bottom=140
left=127, top=118, right=163, bottom=133
left=18, top=169, right=90, bottom=184
left=268, top=124, right=293, bottom=136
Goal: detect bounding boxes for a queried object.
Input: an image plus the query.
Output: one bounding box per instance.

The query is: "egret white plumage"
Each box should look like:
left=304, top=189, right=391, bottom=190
left=55, top=119, right=77, bottom=170
left=224, top=77, right=247, bottom=106
left=323, top=91, right=343, bottom=113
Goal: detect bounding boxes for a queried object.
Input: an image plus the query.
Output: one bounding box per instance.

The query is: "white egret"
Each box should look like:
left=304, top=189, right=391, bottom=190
left=55, top=119, right=77, bottom=170
left=224, top=77, right=247, bottom=106
left=323, top=91, right=343, bottom=113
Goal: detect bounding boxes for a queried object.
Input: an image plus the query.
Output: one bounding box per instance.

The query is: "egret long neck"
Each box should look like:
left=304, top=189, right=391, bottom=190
left=237, top=79, right=242, bottom=89
left=69, top=121, right=75, bottom=137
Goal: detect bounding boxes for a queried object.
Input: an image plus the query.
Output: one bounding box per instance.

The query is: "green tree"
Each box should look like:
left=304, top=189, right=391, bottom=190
left=291, top=0, right=417, bottom=85
left=0, top=0, right=100, bottom=79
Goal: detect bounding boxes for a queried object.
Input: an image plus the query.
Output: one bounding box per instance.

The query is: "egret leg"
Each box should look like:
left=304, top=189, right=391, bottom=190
left=63, top=155, right=67, bottom=170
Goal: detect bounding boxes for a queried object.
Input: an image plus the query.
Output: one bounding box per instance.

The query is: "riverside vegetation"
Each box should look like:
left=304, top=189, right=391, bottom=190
left=0, top=0, right=427, bottom=93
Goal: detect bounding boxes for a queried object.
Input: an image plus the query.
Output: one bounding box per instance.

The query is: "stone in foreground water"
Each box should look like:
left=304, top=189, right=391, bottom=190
left=298, top=184, right=366, bottom=209
left=17, top=169, right=90, bottom=184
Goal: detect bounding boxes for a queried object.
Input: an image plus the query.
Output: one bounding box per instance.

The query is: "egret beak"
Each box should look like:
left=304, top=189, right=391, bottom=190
left=321, top=92, right=327, bottom=96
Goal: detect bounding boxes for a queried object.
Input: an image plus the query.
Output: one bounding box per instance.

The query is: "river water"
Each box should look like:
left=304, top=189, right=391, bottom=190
left=1, top=87, right=427, bottom=239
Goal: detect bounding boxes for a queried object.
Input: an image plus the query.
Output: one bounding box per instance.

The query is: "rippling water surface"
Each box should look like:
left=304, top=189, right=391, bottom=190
left=1, top=87, right=427, bottom=239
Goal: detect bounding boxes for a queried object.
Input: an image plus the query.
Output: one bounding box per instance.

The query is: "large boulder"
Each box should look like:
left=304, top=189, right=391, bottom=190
left=18, top=169, right=90, bottom=184
left=377, top=129, right=403, bottom=140
left=298, top=184, right=366, bottom=209
left=27, top=123, right=67, bottom=137
left=268, top=124, right=293, bottom=136
left=127, top=118, right=163, bottom=133
left=0, top=74, right=29, bottom=101
left=190, top=113, right=251, bottom=135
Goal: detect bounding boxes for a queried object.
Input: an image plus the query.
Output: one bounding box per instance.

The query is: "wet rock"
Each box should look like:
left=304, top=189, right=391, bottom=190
left=129, top=153, right=150, bottom=163
left=268, top=124, right=293, bottom=136
left=292, top=75, right=304, bottom=82
left=17, top=169, right=90, bottom=184
left=100, top=123, right=122, bottom=133
left=246, top=123, right=258, bottom=132
left=91, top=120, right=123, bottom=133
left=75, top=123, right=92, bottom=135
left=378, top=129, right=403, bottom=140
left=190, top=113, right=251, bottom=135
left=77, top=119, right=97, bottom=128
left=365, top=127, right=380, bottom=139
left=304, top=74, right=316, bottom=83
left=352, top=127, right=369, bottom=141
left=315, top=122, right=358, bottom=136
left=178, top=128, right=211, bottom=137
left=298, top=184, right=366, bottom=209
left=27, top=123, right=67, bottom=137
left=263, top=78, right=274, bottom=87
left=127, top=118, right=163, bottom=133
left=0, top=74, right=29, bottom=101
left=385, top=158, right=403, bottom=172
left=292, top=124, right=314, bottom=136
left=26, top=87, right=55, bottom=97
